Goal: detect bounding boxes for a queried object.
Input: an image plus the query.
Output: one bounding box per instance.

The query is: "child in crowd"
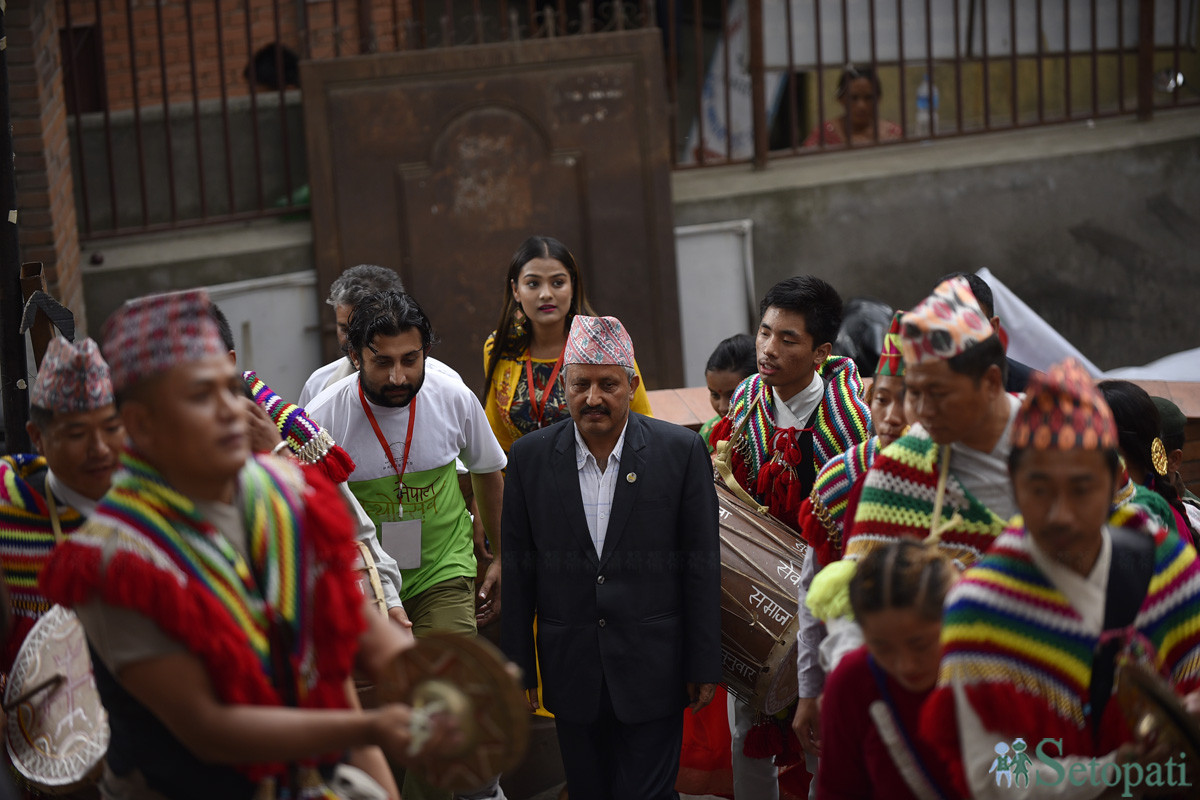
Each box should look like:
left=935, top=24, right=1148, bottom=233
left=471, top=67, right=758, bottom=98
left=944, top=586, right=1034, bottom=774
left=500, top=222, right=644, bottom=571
left=817, top=540, right=957, bottom=799
left=698, top=333, right=757, bottom=451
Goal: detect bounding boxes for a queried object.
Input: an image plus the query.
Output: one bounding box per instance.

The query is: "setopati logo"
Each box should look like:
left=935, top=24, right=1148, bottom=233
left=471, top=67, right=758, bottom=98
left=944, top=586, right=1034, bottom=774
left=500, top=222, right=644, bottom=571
left=988, top=738, right=1191, bottom=797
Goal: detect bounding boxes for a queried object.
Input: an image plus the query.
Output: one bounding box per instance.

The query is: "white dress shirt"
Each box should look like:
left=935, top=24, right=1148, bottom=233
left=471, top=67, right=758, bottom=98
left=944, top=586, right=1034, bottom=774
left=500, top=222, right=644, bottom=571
left=773, top=372, right=824, bottom=430
left=46, top=469, right=98, bottom=518
left=575, top=421, right=629, bottom=557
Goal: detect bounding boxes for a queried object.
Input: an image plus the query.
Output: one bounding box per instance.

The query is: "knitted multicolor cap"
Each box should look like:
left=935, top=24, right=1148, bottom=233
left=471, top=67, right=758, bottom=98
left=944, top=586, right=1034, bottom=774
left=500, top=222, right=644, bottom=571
left=1012, top=358, right=1117, bottom=451
left=243, top=371, right=355, bottom=483
left=900, top=277, right=995, bottom=366
left=101, top=290, right=227, bottom=392
left=29, top=337, right=114, bottom=414
left=874, top=311, right=906, bottom=378
left=563, top=315, right=635, bottom=368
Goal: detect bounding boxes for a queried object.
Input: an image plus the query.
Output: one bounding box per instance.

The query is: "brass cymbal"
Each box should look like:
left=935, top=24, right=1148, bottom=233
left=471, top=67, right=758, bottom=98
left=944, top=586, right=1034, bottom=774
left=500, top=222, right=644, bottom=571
left=375, top=633, right=530, bottom=792
left=1116, top=660, right=1200, bottom=788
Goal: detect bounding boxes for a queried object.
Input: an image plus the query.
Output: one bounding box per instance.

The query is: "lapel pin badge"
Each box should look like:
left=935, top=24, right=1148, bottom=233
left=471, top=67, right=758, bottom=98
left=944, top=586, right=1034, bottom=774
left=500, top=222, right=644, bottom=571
left=626, top=472, right=637, bottom=483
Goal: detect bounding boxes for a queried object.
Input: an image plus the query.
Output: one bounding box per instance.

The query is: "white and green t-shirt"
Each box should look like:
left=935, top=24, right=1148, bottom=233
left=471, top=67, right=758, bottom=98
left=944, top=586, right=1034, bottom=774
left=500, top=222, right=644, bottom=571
left=307, top=367, right=506, bottom=600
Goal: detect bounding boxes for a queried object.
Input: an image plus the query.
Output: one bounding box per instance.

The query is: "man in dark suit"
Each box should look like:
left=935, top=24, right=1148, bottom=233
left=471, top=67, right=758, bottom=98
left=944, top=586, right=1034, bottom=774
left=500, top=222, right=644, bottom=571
left=501, top=315, right=722, bottom=800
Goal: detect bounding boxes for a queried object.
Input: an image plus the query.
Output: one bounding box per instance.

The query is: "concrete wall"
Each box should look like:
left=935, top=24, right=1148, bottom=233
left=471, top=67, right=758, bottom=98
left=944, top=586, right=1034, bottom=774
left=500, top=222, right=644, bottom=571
left=672, top=108, right=1200, bottom=372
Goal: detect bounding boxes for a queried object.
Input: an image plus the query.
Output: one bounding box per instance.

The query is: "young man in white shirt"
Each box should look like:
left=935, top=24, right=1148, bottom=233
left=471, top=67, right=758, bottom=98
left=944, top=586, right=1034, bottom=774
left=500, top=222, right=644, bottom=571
left=306, top=290, right=506, bottom=800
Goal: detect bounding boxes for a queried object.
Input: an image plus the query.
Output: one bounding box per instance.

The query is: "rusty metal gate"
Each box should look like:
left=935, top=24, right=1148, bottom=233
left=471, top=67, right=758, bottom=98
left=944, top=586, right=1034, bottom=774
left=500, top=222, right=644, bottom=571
left=301, top=29, right=682, bottom=391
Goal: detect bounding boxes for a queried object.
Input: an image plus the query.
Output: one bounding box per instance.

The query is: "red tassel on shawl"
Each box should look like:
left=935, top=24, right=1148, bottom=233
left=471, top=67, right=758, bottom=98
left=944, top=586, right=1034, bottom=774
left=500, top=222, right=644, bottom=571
left=743, top=720, right=783, bottom=759
left=711, top=416, right=754, bottom=495
left=919, top=681, right=1136, bottom=800
left=710, top=416, right=734, bottom=451
left=312, top=443, right=355, bottom=484
left=756, top=429, right=806, bottom=531
left=301, top=464, right=367, bottom=699
left=776, top=725, right=803, bottom=767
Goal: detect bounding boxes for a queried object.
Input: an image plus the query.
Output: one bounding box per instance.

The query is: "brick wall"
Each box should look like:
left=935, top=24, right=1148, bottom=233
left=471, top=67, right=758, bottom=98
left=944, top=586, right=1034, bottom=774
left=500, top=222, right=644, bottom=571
left=60, top=0, right=414, bottom=114
left=7, top=0, right=86, bottom=332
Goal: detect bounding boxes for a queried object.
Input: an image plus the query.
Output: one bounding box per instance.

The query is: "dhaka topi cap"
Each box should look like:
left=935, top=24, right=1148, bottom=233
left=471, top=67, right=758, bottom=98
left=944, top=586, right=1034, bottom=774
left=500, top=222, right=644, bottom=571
left=30, top=337, right=114, bottom=414
left=563, top=315, right=635, bottom=368
left=1012, top=358, right=1117, bottom=451
left=900, top=277, right=995, bottom=366
left=101, top=290, right=227, bottom=392
left=874, top=311, right=906, bottom=378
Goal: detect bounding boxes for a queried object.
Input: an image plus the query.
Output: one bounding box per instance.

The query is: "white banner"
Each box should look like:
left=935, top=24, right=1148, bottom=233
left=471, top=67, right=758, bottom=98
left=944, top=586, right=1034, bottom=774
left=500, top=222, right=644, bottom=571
left=681, top=0, right=787, bottom=164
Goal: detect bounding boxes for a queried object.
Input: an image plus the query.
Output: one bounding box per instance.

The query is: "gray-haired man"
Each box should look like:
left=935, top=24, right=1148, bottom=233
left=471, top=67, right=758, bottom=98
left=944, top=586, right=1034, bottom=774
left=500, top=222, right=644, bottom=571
left=299, top=264, right=408, bottom=406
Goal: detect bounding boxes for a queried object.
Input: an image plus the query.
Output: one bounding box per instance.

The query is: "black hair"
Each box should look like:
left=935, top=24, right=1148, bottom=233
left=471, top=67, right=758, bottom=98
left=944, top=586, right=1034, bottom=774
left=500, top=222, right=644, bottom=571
left=207, top=303, right=236, bottom=353
left=29, top=404, right=54, bottom=432
left=1098, top=380, right=1195, bottom=540
left=758, top=275, right=844, bottom=348
left=1153, top=396, right=1187, bottom=453
left=946, top=335, right=1008, bottom=385
left=327, top=264, right=405, bottom=309
left=939, top=272, right=995, bottom=319
left=705, top=333, right=757, bottom=377
left=347, top=290, right=437, bottom=357
left=849, top=540, right=955, bottom=623
left=1100, top=380, right=1164, bottom=483
left=836, top=64, right=882, bottom=99
left=483, top=235, right=597, bottom=401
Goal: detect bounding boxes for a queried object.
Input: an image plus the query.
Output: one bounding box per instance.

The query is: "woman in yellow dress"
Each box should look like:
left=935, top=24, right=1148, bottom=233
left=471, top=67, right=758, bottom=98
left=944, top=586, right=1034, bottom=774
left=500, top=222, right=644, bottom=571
left=483, top=235, right=652, bottom=453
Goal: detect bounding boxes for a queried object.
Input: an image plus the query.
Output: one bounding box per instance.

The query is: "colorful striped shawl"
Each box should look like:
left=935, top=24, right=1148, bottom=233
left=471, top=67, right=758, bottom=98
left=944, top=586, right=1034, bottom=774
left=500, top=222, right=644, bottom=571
left=800, top=436, right=879, bottom=558
left=721, top=356, right=871, bottom=500
left=847, top=427, right=1007, bottom=567
left=921, top=507, right=1200, bottom=780
left=0, top=454, right=86, bottom=671
left=41, top=452, right=365, bottom=782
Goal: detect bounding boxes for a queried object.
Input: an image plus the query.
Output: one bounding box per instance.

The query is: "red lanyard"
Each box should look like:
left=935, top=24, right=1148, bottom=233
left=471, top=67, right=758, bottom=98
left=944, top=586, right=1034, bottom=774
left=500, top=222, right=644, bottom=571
left=358, top=380, right=416, bottom=499
left=524, top=347, right=566, bottom=428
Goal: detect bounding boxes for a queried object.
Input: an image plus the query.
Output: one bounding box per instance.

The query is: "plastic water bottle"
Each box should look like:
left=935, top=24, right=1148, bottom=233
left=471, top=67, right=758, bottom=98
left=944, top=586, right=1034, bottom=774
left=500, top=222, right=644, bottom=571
left=916, top=75, right=940, bottom=137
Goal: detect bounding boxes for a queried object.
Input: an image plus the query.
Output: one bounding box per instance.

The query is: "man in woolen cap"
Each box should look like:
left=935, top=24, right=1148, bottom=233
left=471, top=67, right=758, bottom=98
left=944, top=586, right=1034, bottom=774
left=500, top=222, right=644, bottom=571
left=40, top=290, right=456, bottom=800
left=0, top=336, right=122, bottom=673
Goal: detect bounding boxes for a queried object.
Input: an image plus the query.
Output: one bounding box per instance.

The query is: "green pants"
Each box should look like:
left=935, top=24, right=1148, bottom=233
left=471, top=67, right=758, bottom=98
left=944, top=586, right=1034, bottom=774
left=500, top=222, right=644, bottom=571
left=400, top=576, right=477, bottom=800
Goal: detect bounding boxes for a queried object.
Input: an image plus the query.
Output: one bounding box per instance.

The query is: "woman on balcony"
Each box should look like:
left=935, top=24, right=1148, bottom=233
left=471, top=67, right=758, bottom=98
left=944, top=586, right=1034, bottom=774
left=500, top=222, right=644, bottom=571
left=804, top=65, right=903, bottom=148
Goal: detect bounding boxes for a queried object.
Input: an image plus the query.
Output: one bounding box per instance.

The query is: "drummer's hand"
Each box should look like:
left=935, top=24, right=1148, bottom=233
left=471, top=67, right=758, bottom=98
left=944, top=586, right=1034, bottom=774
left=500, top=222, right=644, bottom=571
left=475, top=559, right=501, bottom=627
left=371, top=702, right=463, bottom=763
left=525, top=688, right=540, bottom=713
left=687, top=682, right=717, bottom=713
left=792, top=696, right=822, bottom=756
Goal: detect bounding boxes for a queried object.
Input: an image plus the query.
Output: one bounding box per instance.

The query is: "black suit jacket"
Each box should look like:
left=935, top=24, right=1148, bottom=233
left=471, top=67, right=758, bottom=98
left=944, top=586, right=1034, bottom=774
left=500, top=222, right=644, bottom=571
left=500, top=413, right=722, bottom=725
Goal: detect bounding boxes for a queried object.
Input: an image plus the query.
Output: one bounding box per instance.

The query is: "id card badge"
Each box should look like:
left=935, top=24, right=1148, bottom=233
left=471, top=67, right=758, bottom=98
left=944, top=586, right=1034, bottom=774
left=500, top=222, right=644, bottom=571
left=381, top=519, right=422, bottom=569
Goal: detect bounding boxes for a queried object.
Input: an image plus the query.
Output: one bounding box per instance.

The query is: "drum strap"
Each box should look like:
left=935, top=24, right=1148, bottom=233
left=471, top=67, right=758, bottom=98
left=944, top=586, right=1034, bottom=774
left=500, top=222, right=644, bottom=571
left=867, top=655, right=948, bottom=800
left=714, top=395, right=769, bottom=513
left=44, top=482, right=65, bottom=545
left=1088, top=525, right=1155, bottom=745
left=354, top=542, right=388, bottom=617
